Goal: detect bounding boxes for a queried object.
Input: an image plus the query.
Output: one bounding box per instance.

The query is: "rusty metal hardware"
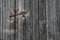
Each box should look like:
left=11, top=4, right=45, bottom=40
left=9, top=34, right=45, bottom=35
left=9, top=10, right=28, bottom=18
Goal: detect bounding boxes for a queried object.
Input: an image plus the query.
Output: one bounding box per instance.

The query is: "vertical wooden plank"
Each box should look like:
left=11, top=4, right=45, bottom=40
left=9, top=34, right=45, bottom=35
left=28, top=0, right=33, bottom=40
left=55, top=0, right=60, bottom=40
left=46, top=0, right=60, bottom=40
left=0, top=0, right=2, bottom=40
left=32, top=0, right=38, bottom=40
left=39, top=0, right=46, bottom=40
left=24, top=0, right=30, bottom=40
left=18, top=0, right=25, bottom=40
left=46, top=0, right=54, bottom=40
left=2, top=0, right=10, bottom=40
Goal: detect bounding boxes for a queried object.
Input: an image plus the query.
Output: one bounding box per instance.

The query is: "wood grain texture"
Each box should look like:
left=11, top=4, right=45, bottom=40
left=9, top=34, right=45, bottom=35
left=0, top=0, right=60, bottom=40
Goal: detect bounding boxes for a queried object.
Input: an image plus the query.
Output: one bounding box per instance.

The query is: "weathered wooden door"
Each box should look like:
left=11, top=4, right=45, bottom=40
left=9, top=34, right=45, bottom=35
left=0, top=0, right=60, bottom=40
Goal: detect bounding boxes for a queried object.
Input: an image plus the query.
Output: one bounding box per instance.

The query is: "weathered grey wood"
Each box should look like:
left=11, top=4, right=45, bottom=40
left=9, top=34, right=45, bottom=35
left=46, top=0, right=60, bottom=40
left=0, top=0, right=60, bottom=40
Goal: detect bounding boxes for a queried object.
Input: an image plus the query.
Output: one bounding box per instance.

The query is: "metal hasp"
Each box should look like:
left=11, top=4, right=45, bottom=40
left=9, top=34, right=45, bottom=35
left=9, top=10, right=28, bottom=18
